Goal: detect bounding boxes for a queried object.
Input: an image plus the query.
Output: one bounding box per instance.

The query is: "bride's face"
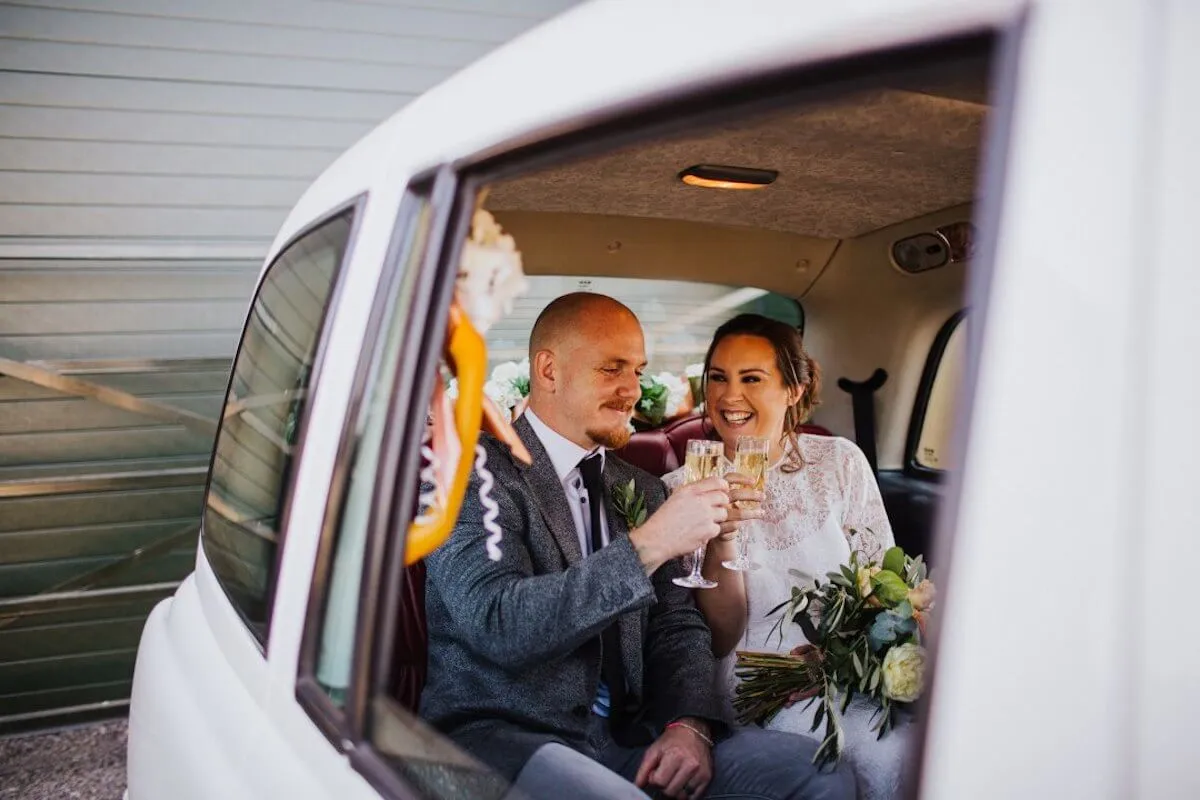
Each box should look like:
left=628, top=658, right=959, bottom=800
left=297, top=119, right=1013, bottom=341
left=705, top=334, right=800, bottom=450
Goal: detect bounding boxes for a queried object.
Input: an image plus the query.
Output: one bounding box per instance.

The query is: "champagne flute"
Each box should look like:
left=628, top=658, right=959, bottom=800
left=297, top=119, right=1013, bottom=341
left=672, top=439, right=723, bottom=589
left=722, top=435, right=769, bottom=572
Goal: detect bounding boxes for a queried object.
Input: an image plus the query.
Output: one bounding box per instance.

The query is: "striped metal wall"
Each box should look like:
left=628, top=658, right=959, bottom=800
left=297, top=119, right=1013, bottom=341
left=0, top=0, right=579, bottom=733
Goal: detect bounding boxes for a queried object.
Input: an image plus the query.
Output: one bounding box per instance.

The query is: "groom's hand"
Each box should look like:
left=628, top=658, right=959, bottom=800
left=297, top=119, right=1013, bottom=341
left=629, top=476, right=728, bottom=574
left=635, top=719, right=713, bottom=798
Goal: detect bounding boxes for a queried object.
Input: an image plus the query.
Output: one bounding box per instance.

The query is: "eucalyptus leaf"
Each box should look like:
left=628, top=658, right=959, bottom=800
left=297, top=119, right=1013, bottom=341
left=868, top=608, right=918, bottom=652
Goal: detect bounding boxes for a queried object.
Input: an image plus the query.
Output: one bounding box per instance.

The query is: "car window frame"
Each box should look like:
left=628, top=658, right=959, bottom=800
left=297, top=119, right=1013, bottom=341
left=293, top=182, right=438, bottom=749
left=200, top=194, right=366, bottom=651
left=310, top=23, right=1023, bottom=800
left=904, top=309, right=968, bottom=482
left=316, top=166, right=463, bottom=798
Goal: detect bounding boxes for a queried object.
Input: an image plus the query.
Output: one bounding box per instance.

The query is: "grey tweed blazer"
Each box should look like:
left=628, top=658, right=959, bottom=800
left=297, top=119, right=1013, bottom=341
left=419, top=415, right=729, bottom=781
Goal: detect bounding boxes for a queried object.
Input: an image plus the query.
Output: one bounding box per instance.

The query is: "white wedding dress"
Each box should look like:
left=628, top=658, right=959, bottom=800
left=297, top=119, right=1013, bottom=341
left=664, top=434, right=913, bottom=800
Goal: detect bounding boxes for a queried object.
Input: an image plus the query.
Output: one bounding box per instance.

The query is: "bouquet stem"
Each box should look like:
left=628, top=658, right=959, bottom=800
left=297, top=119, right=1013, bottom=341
left=733, top=650, right=824, bottom=726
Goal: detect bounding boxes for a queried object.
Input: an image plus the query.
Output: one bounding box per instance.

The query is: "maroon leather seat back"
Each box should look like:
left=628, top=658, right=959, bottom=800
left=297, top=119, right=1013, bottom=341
left=391, top=560, right=428, bottom=713
left=616, top=413, right=836, bottom=478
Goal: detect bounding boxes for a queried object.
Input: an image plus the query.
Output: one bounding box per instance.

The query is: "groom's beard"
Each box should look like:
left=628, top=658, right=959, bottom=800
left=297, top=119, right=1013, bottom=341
left=587, top=398, right=634, bottom=449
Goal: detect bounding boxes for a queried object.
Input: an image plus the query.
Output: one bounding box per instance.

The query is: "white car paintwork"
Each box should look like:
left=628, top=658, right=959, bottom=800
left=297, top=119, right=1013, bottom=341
left=126, top=0, right=1200, bottom=798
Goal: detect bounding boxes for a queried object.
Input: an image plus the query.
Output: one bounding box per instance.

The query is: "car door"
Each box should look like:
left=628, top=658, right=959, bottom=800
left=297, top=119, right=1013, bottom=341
left=180, top=1, right=1185, bottom=798
left=262, top=10, right=1035, bottom=800
left=920, top=0, right=1171, bottom=797
left=128, top=198, right=368, bottom=798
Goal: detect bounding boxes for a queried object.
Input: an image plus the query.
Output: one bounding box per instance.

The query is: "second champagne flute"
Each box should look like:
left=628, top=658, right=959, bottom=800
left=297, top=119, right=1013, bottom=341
left=672, top=439, right=723, bottom=589
left=722, top=434, right=770, bottom=571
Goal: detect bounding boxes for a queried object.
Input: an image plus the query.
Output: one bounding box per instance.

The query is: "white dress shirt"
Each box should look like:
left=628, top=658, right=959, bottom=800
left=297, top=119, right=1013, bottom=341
left=523, top=408, right=610, bottom=555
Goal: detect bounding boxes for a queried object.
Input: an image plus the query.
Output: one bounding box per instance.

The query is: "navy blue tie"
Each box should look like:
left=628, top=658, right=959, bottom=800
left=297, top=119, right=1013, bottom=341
left=578, top=453, right=626, bottom=722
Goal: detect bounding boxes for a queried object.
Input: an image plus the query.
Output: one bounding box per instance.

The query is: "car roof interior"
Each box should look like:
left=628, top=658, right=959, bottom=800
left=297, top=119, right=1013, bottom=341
left=480, top=52, right=990, bottom=474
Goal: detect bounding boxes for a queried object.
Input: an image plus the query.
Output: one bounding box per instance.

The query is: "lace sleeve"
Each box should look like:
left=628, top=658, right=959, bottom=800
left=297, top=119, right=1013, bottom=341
left=836, top=439, right=896, bottom=564
left=661, top=466, right=686, bottom=493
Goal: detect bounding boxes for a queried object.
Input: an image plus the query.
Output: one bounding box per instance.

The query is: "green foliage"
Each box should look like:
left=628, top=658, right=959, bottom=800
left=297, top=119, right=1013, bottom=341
left=612, top=478, right=647, bottom=529
left=869, top=571, right=910, bottom=608
left=867, top=601, right=918, bottom=652
left=882, top=546, right=906, bottom=576
left=636, top=376, right=670, bottom=425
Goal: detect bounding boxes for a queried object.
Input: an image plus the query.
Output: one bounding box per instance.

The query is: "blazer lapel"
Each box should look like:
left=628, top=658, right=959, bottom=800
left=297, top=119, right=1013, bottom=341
left=515, top=416, right=584, bottom=565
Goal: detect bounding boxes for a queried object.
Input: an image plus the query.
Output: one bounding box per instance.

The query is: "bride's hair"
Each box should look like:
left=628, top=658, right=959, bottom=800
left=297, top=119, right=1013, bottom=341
left=701, top=313, right=822, bottom=473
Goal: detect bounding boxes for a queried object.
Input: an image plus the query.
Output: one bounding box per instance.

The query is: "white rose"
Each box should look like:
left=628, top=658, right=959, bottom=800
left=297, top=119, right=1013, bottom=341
left=484, top=379, right=519, bottom=410
left=685, top=362, right=705, bottom=379
left=656, top=372, right=688, bottom=415
left=491, top=361, right=520, bottom=384
left=515, top=358, right=530, bottom=383
left=881, top=643, right=927, bottom=703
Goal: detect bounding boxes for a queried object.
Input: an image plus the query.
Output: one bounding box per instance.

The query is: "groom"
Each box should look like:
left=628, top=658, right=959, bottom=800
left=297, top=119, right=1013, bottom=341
left=421, top=293, right=854, bottom=800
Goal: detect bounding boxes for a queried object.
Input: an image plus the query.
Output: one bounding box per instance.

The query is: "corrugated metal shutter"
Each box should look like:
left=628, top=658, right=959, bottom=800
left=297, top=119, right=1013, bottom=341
left=0, top=0, right=580, bottom=733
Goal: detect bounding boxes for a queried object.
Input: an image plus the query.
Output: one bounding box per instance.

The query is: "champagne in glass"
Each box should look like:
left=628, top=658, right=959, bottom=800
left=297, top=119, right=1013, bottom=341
left=684, top=442, right=721, bottom=484
left=672, top=439, right=723, bottom=589
left=723, top=435, right=770, bottom=572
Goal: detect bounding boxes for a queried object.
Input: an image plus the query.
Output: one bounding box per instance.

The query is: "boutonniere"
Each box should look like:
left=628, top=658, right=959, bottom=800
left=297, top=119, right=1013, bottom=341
left=613, top=478, right=648, bottom=530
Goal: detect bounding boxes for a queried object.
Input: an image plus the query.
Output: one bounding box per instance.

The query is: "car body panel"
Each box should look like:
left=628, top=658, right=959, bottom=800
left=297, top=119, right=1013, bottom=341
left=125, top=0, right=1200, bottom=797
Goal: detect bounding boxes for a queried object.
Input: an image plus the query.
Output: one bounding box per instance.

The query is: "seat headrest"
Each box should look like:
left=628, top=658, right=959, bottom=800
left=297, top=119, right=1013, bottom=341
left=615, top=413, right=836, bottom=478
left=613, top=427, right=679, bottom=476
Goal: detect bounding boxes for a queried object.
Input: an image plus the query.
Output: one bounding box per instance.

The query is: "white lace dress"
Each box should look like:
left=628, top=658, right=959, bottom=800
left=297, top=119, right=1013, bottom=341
left=664, top=434, right=912, bottom=800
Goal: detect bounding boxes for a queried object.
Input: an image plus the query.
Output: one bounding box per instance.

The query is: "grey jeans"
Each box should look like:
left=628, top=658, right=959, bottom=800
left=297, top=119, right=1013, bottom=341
left=509, top=715, right=857, bottom=800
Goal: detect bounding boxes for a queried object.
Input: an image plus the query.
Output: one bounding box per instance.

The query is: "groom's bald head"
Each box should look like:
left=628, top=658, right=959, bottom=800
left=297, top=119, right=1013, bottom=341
left=527, top=292, right=645, bottom=450
left=529, top=292, right=638, bottom=357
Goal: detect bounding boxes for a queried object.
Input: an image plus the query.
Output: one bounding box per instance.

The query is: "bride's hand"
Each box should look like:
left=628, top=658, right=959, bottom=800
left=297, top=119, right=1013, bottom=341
left=719, top=472, right=765, bottom=537
left=783, top=645, right=823, bottom=707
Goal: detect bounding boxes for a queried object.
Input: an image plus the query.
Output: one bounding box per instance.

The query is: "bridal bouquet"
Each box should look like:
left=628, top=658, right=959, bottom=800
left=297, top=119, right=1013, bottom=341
left=734, top=543, right=935, bottom=768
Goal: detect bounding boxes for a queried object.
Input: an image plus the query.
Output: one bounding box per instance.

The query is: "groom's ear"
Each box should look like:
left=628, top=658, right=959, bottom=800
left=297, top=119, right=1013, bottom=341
left=532, top=349, right=556, bottom=393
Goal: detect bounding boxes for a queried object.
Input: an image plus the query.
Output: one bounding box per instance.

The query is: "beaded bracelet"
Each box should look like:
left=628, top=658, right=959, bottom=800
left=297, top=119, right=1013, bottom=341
left=667, top=720, right=714, bottom=748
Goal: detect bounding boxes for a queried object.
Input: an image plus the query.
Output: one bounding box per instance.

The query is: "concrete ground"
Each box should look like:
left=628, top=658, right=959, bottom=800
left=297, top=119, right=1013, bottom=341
left=0, top=719, right=126, bottom=800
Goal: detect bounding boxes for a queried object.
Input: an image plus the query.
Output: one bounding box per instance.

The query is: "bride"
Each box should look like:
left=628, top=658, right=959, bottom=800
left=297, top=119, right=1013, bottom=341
left=663, top=313, right=914, bottom=800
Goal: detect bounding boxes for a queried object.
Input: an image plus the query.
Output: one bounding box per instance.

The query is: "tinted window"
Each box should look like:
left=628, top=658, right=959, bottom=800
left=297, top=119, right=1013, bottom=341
left=485, top=275, right=802, bottom=371
left=203, top=211, right=353, bottom=642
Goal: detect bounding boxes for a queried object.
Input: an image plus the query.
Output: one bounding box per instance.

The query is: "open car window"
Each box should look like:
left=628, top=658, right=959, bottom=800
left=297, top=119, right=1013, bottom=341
left=307, top=22, right=1010, bottom=800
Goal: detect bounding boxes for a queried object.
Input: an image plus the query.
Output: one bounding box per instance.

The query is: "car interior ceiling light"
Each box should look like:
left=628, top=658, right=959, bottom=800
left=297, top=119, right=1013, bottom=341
left=678, top=164, right=778, bottom=190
